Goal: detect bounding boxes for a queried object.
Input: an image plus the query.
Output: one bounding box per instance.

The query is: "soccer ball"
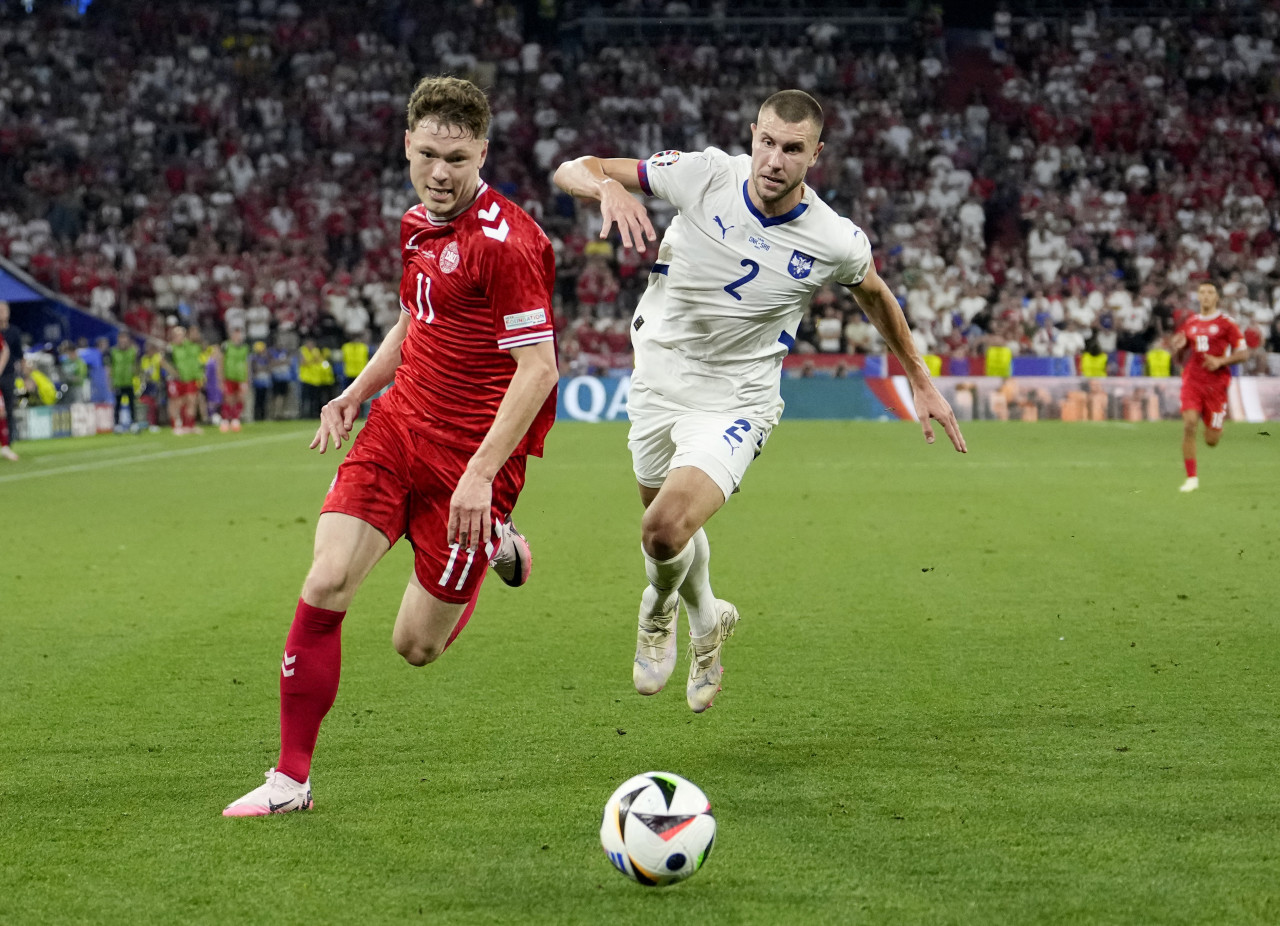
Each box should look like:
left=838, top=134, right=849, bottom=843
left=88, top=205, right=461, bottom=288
left=600, top=771, right=716, bottom=887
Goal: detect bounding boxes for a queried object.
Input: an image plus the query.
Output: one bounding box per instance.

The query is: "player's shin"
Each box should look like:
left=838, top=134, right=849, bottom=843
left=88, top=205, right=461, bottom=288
left=276, top=598, right=346, bottom=782
left=642, top=540, right=695, bottom=616
left=678, top=528, right=718, bottom=638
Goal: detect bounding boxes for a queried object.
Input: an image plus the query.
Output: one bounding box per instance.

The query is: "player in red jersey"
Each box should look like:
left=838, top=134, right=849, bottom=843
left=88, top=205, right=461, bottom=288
left=1170, top=281, right=1250, bottom=493
left=224, top=76, right=559, bottom=816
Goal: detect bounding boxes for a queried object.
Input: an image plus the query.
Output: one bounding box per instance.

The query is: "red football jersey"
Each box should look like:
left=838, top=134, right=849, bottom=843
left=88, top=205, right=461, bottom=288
left=385, top=183, right=557, bottom=456
left=1178, top=311, right=1245, bottom=387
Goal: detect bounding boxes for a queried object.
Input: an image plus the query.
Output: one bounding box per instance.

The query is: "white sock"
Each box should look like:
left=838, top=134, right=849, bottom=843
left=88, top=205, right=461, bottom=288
left=641, top=540, right=695, bottom=617
left=679, top=528, right=717, bottom=638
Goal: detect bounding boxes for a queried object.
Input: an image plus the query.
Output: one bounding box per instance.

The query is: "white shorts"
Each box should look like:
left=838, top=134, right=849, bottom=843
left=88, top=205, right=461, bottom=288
left=627, top=408, right=773, bottom=501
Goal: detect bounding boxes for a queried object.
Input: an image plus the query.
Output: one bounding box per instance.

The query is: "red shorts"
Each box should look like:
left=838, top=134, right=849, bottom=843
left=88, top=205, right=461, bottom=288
left=167, top=380, right=200, bottom=400
left=321, top=400, right=527, bottom=604
left=1180, top=378, right=1228, bottom=430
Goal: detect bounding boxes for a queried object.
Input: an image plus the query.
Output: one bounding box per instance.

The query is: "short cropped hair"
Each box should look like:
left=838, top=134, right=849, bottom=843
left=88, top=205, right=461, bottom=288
left=760, top=90, right=824, bottom=134
left=406, top=75, right=491, bottom=139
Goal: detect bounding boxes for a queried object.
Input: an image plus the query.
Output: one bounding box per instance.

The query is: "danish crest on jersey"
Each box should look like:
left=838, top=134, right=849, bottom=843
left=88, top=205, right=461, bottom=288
left=440, top=241, right=460, bottom=274
left=788, top=250, right=815, bottom=280
left=650, top=150, right=680, bottom=167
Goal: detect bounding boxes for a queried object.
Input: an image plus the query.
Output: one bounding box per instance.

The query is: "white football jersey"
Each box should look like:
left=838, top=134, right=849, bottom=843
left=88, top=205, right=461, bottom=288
left=629, top=146, right=872, bottom=422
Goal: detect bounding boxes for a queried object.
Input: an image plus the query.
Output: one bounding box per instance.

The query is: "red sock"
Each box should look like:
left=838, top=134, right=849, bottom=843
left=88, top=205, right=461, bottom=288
left=443, top=571, right=487, bottom=651
left=182, top=408, right=194, bottom=428
left=276, top=598, right=346, bottom=782
left=1185, top=458, right=1197, bottom=478
left=0, top=417, right=9, bottom=447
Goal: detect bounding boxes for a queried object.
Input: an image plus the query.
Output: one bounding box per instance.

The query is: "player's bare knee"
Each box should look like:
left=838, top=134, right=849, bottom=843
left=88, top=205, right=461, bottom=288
left=396, top=637, right=442, bottom=667
left=303, top=557, right=358, bottom=605
left=641, top=512, right=694, bottom=561
left=1206, top=430, right=1222, bottom=447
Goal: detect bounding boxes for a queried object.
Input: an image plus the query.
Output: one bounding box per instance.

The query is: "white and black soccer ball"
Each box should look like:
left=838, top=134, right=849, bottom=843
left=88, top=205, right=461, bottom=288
left=600, top=771, right=716, bottom=887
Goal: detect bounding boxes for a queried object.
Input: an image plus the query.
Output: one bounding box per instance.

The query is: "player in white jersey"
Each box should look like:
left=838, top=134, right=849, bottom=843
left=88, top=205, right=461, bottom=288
left=554, top=90, right=966, bottom=713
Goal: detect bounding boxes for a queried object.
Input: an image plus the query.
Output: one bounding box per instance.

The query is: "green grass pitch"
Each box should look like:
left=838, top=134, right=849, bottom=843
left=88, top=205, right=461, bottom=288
left=1, top=419, right=1277, bottom=925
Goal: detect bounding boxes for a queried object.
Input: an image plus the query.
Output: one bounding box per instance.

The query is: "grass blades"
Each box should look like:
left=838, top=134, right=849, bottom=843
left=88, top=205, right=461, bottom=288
left=1, top=420, right=1277, bottom=925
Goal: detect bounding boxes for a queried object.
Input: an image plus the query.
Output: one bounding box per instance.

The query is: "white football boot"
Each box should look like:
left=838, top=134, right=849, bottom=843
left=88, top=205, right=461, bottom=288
left=1179, top=476, right=1199, bottom=493
left=222, top=768, right=313, bottom=817
left=490, top=517, right=532, bottom=588
left=686, top=600, right=740, bottom=713
left=633, top=594, right=679, bottom=695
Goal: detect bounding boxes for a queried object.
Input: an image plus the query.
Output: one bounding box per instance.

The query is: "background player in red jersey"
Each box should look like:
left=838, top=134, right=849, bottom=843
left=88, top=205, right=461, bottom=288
left=1170, top=281, right=1250, bottom=493
left=224, top=76, right=559, bottom=816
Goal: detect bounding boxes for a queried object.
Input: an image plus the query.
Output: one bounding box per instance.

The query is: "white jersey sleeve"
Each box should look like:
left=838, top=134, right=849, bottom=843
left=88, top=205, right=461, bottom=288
left=834, top=219, right=873, bottom=287
left=638, top=148, right=732, bottom=210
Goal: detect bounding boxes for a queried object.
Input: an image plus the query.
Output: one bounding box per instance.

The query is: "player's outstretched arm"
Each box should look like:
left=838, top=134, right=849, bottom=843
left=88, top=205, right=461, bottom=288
left=553, top=156, right=657, bottom=253
left=448, top=340, right=558, bottom=550
left=849, top=265, right=967, bottom=453
left=310, top=313, right=407, bottom=454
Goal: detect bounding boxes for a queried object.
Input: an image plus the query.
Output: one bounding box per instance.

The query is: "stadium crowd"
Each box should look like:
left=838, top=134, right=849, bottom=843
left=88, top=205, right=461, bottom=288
left=1, top=0, right=1279, bottom=415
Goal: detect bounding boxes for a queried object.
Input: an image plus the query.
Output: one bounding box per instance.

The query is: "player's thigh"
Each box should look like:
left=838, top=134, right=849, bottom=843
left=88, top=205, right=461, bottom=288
left=391, top=570, right=467, bottom=665
left=321, top=402, right=414, bottom=545
left=667, top=412, right=773, bottom=502
left=406, top=439, right=527, bottom=604
left=306, top=511, right=392, bottom=601
left=628, top=409, right=680, bottom=491
left=643, top=464, right=729, bottom=549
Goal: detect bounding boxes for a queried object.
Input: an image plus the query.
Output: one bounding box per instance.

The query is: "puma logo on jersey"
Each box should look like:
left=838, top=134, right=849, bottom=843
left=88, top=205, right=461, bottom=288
left=714, top=216, right=734, bottom=239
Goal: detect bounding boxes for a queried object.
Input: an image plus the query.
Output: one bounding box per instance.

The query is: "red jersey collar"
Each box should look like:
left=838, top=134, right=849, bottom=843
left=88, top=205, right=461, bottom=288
left=420, top=180, right=490, bottom=227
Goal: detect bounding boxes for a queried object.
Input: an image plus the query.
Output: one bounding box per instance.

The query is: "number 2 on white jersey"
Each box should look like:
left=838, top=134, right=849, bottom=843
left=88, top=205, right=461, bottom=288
left=416, top=272, right=435, bottom=323
left=724, top=259, right=760, bottom=301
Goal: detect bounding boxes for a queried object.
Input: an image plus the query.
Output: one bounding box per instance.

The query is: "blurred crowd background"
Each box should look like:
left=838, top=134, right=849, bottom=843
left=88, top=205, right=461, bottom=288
left=2, top=0, right=1280, bottom=422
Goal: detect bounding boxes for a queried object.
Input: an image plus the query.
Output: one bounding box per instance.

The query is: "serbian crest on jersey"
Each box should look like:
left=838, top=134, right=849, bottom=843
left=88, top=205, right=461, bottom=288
left=788, top=250, right=815, bottom=280
left=440, top=241, right=460, bottom=274
left=651, top=150, right=680, bottom=167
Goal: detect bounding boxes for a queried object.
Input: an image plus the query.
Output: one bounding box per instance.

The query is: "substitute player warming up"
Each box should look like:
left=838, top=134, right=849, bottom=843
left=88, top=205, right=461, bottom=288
left=224, top=76, right=558, bottom=816
left=554, top=90, right=965, bottom=714
left=1171, top=281, right=1249, bottom=493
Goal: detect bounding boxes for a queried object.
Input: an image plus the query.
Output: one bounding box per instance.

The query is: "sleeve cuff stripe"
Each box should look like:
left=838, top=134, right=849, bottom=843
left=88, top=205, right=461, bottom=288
left=637, top=161, right=652, bottom=196
left=498, top=331, right=555, bottom=349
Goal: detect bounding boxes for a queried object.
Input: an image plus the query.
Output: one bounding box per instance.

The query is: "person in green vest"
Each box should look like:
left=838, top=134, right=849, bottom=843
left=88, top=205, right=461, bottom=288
left=985, top=343, right=1013, bottom=378
left=1080, top=338, right=1109, bottom=377
left=163, top=325, right=204, bottom=434
left=219, top=327, right=251, bottom=431
left=1145, top=339, right=1172, bottom=377
left=340, top=329, right=372, bottom=416
left=341, top=330, right=370, bottom=389
left=59, top=340, right=89, bottom=403
left=297, top=338, right=328, bottom=419
left=109, top=331, right=139, bottom=431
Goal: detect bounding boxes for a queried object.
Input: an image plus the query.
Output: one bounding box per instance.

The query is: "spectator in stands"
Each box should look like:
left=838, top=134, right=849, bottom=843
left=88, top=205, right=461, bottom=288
left=816, top=306, right=844, bottom=354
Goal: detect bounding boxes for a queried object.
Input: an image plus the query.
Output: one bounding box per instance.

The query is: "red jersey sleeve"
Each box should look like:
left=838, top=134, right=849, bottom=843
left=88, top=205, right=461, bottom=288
left=474, top=221, right=557, bottom=353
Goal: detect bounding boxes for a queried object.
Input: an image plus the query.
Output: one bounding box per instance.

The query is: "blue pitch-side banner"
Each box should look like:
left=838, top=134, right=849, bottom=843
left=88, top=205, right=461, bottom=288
left=554, top=374, right=908, bottom=422
left=555, top=374, right=1280, bottom=422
